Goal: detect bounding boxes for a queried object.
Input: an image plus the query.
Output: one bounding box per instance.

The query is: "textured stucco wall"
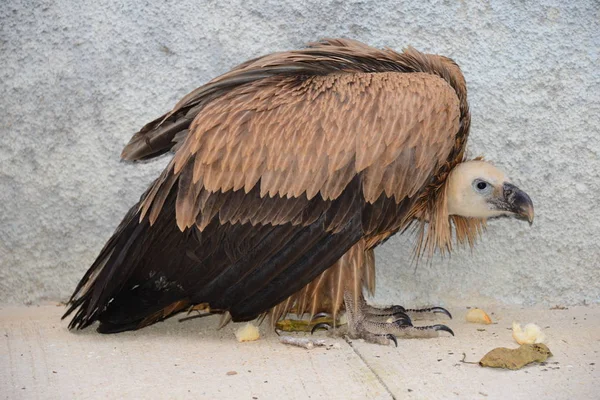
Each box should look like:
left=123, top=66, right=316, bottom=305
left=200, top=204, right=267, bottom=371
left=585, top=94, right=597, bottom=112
left=1, top=0, right=599, bottom=307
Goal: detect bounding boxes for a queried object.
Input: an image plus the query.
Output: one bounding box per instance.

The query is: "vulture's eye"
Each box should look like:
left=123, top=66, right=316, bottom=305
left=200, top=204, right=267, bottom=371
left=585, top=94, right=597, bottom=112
left=473, top=180, right=491, bottom=194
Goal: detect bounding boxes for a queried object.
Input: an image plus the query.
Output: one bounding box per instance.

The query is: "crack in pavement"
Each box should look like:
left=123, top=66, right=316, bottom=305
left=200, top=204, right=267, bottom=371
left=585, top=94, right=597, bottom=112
left=344, top=335, right=397, bottom=400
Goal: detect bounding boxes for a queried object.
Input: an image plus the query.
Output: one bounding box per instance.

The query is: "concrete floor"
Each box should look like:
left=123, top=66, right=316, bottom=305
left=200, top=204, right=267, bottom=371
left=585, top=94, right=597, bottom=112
left=1, top=304, right=598, bottom=400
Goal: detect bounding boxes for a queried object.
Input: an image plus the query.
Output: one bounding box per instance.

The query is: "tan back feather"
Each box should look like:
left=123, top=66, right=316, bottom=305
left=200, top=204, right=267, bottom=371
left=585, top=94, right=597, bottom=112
left=140, top=70, right=460, bottom=230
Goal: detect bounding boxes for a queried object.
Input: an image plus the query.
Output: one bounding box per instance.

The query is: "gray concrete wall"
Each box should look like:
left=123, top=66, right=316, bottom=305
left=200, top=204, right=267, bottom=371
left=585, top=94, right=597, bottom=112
left=1, top=0, right=599, bottom=307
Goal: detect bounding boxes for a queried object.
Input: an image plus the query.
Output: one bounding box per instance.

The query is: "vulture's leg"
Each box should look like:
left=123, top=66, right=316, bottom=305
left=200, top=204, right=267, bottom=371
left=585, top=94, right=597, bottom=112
left=342, top=291, right=454, bottom=345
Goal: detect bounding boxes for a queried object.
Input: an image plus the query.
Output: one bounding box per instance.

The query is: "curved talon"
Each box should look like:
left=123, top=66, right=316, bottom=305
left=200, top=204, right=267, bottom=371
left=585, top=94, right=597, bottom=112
left=432, top=324, right=455, bottom=336
left=391, top=312, right=412, bottom=324
left=429, top=307, right=452, bottom=319
left=311, top=322, right=331, bottom=335
left=311, top=312, right=330, bottom=321
left=385, top=334, right=398, bottom=347
left=389, top=316, right=413, bottom=327
left=382, top=311, right=412, bottom=324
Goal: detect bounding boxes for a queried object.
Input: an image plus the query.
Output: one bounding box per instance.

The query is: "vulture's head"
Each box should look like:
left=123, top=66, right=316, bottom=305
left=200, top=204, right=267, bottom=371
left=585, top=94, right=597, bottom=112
left=446, top=160, right=534, bottom=224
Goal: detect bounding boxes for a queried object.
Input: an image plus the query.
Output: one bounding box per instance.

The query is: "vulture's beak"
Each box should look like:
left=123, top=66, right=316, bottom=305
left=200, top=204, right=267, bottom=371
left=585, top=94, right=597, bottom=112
left=503, top=182, right=534, bottom=225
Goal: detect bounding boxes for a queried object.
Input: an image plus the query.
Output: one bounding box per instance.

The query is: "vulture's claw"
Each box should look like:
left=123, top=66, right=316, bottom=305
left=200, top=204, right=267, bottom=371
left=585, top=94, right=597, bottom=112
left=381, top=334, right=398, bottom=347
left=429, top=324, right=455, bottom=336
left=310, top=312, right=330, bottom=321
left=311, top=322, right=332, bottom=334
left=388, top=315, right=413, bottom=327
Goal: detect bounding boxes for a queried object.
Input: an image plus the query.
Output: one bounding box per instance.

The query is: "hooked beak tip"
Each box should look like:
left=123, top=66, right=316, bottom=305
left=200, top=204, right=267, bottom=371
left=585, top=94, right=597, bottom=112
left=525, top=205, right=534, bottom=225
left=503, top=182, right=534, bottom=225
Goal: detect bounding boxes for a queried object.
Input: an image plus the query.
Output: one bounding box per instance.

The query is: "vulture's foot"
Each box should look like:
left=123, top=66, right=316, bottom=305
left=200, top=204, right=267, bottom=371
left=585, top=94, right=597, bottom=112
left=341, top=291, right=454, bottom=346
left=346, top=318, right=454, bottom=346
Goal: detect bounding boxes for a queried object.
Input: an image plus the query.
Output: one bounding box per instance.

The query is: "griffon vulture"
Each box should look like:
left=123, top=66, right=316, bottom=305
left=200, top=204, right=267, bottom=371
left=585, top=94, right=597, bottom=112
left=64, top=39, right=534, bottom=345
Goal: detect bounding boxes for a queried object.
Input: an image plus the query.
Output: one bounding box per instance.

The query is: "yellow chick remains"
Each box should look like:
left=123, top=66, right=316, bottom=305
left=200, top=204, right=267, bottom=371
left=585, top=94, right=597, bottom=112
left=466, top=308, right=492, bottom=324
left=512, top=322, right=546, bottom=344
left=235, top=323, right=260, bottom=342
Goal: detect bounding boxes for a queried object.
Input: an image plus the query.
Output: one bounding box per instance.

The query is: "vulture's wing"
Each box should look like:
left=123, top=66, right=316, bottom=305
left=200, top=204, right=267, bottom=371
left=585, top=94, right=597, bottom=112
left=65, top=39, right=468, bottom=332
left=144, top=70, right=460, bottom=228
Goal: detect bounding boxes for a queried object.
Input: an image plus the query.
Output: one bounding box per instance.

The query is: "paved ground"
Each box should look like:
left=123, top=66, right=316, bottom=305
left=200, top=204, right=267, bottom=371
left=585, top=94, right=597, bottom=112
left=1, top=304, right=598, bottom=399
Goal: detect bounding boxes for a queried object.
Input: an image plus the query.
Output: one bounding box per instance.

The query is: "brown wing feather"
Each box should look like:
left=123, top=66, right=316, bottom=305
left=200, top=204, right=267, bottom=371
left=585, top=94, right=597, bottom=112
left=140, top=71, right=460, bottom=230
